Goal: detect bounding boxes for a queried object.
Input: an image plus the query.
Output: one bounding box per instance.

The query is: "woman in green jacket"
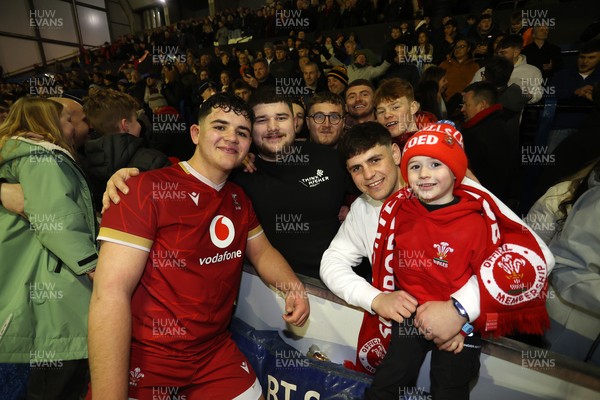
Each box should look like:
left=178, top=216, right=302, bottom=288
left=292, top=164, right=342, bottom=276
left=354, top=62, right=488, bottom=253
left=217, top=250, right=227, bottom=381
left=0, top=97, right=97, bottom=399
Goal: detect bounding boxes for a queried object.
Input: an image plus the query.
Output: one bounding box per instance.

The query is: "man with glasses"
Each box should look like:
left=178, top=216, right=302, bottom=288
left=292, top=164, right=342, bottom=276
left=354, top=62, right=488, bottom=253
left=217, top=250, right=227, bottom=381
left=305, top=92, right=345, bottom=147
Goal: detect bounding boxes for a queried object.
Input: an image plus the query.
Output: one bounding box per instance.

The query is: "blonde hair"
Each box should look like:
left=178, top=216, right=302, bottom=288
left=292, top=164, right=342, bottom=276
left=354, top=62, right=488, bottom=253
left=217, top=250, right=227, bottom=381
left=0, top=96, right=74, bottom=155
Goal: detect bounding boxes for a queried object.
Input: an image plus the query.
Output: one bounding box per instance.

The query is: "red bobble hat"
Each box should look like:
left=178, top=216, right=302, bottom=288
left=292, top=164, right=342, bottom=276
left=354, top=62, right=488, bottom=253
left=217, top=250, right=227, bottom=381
left=400, top=122, right=468, bottom=188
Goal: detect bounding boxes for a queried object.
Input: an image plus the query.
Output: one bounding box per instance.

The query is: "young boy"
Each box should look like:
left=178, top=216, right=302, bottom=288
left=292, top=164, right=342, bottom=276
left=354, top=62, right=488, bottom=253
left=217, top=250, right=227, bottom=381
left=365, top=122, right=553, bottom=399
left=365, top=123, right=483, bottom=399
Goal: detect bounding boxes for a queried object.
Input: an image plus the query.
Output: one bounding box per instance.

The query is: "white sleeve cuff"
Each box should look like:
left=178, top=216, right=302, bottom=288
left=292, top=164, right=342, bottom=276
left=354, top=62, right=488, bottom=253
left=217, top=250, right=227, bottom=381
left=451, top=276, right=480, bottom=322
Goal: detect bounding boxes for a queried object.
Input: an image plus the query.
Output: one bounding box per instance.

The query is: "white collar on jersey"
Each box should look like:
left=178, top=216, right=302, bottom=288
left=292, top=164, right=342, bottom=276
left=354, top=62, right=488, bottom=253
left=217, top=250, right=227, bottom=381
left=181, top=161, right=226, bottom=192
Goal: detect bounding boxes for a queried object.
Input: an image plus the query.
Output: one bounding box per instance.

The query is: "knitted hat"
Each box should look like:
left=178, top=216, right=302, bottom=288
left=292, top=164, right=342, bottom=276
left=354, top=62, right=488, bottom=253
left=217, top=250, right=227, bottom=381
left=353, top=50, right=367, bottom=60
left=400, top=122, right=467, bottom=188
left=327, top=66, right=349, bottom=86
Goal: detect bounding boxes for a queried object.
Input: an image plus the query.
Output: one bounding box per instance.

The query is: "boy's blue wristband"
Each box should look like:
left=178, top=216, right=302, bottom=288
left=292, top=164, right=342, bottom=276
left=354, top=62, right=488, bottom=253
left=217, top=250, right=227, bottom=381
left=460, top=322, right=474, bottom=337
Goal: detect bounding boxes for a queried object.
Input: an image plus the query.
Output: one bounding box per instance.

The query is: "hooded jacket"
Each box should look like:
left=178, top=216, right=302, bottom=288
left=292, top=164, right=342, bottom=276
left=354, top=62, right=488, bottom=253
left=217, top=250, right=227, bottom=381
left=546, top=166, right=600, bottom=364
left=0, top=138, right=97, bottom=362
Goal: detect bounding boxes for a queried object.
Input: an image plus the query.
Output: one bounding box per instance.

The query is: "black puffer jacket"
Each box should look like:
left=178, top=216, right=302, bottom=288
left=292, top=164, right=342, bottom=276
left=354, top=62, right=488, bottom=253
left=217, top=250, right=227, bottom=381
left=84, top=133, right=171, bottom=211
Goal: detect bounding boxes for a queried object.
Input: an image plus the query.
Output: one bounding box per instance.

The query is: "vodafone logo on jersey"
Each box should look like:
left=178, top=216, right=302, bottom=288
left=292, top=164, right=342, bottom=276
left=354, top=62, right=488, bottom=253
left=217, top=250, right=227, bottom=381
left=209, top=215, right=235, bottom=248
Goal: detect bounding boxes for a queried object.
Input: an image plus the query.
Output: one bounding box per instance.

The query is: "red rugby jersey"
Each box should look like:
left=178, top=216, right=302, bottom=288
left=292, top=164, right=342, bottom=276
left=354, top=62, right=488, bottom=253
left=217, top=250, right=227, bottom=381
left=98, top=162, right=262, bottom=358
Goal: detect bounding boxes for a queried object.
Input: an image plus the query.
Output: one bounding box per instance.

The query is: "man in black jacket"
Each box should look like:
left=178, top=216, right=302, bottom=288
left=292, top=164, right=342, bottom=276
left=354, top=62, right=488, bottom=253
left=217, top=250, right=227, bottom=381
left=460, top=81, right=516, bottom=203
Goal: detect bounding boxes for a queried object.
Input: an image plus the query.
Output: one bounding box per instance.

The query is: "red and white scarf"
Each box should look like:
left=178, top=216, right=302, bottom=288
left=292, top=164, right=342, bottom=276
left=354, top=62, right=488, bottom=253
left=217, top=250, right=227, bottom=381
left=347, top=178, right=553, bottom=375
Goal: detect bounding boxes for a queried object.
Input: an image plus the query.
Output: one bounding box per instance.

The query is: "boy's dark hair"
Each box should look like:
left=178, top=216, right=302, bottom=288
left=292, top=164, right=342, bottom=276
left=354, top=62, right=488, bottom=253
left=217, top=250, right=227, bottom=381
left=337, top=121, right=392, bottom=163
left=305, top=91, right=345, bottom=115
left=497, top=34, right=524, bottom=50
left=346, top=79, right=375, bottom=93
left=483, top=56, right=514, bottom=87
left=463, top=81, right=498, bottom=105
left=581, top=38, right=600, bottom=54
left=197, top=92, right=254, bottom=125
left=247, top=86, right=293, bottom=113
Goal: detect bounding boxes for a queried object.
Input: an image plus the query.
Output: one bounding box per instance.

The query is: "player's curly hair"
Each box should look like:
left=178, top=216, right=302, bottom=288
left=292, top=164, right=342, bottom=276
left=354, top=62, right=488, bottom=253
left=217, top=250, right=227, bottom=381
left=197, top=92, right=254, bottom=125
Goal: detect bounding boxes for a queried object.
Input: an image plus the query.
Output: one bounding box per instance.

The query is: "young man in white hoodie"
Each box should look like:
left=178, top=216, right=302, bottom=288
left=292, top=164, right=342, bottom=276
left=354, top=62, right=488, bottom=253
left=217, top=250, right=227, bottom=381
left=320, top=121, right=480, bottom=374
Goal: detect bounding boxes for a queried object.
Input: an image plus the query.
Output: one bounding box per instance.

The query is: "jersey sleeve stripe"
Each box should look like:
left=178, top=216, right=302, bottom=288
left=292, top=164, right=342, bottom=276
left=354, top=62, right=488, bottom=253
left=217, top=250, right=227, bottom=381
left=247, top=226, right=264, bottom=241
left=98, top=227, right=153, bottom=252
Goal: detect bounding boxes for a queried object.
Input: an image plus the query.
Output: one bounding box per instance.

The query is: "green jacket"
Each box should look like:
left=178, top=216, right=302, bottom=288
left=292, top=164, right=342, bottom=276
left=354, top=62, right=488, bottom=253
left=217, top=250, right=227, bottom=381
left=0, top=138, right=97, bottom=363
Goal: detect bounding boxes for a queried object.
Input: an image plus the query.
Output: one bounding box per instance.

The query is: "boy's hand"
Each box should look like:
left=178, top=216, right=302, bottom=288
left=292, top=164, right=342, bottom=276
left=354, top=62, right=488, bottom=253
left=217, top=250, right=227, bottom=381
left=101, top=168, right=139, bottom=213
left=437, top=333, right=465, bottom=354
left=371, top=290, right=418, bottom=323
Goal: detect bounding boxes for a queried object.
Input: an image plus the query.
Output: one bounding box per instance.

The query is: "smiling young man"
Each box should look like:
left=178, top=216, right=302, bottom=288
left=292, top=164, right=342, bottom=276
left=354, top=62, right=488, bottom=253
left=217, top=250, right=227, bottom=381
left=320, top=122, right=480, bottom=375
left=88, top=93, right=309, bottom=400
left=232, top=88, right=356, bottom=279
left=374, top=78, right=437, bottom=149
left=344, top=79, right=377, bottom=130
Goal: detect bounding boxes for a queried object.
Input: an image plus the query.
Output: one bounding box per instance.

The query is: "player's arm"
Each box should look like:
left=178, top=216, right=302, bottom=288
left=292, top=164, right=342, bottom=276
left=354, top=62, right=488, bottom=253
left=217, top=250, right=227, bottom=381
left=415, top=276, right=479, bottom=343
left=246, top=233, right=310, bottom=327
left=88, top=242, right=148, bottom=399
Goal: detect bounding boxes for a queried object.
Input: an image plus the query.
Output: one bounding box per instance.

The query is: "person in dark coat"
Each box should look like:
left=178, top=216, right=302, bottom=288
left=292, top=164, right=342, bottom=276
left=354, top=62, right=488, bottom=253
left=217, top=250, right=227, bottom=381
left=460, top=81, right=516, bottom=203
left=83, top=89, right=171, bottom=210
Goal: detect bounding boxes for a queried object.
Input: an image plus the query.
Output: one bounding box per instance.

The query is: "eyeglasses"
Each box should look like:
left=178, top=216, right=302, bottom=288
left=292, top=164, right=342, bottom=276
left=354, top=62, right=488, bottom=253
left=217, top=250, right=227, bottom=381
left=307, top=112, right=342, bottom=125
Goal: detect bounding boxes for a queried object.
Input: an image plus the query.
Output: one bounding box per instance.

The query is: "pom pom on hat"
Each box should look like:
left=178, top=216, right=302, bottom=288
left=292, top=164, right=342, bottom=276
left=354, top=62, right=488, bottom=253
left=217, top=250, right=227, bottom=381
left=327, top=66, right=349, bottom=86
left=400, top=122, right=467, bottom=188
